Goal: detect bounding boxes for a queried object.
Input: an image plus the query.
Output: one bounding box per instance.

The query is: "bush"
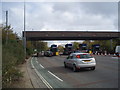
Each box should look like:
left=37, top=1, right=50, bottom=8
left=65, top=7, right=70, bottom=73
left=2, top=26, right=25, bottom=88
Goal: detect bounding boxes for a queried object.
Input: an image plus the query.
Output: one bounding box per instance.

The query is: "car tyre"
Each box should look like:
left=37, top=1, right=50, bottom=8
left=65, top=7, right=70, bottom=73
left=91, top=67, right=95, bottom=70
left=73, top=65, right=77, bottom=72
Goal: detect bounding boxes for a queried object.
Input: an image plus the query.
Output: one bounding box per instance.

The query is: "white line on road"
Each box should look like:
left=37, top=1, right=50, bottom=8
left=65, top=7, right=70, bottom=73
left=48, top=71, right=63, bottom=82
left=31, top=58, right=53, bottom=89
left=36, top=60, right=39, bottom=63
left=31, top=57, right=35, bottom=69
left=112, top=57, right=119, bottom=59
left=39, top=64, right=45, bottom=69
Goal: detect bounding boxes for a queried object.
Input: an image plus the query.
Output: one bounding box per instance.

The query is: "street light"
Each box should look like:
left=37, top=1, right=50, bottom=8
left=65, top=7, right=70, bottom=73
left=23, top=1, right=26, bottom=58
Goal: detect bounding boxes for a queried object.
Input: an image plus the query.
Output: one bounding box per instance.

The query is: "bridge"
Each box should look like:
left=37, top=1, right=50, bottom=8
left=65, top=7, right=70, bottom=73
left=23, top=31, right=120, bottom=41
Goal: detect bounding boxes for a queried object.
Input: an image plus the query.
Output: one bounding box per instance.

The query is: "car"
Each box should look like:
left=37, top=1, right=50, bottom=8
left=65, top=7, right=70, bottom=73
left=72, top=50, right=82, bottom=53
left=44, top=51, right=53, bottom=57
left=115, top=46, right=120, bottom=57
left=64, top=53, right=96, bottom=72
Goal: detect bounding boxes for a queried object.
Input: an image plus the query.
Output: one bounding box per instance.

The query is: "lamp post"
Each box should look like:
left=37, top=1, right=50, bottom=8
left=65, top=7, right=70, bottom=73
left=5, top=10, right=8, bottom=45
left=23, top=1, right=26, bottom=58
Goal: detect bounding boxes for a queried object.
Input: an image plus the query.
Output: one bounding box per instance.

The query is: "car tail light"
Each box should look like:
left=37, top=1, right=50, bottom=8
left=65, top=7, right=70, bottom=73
left=76, top=55, right=81, bottom=58
left=90, top=54, right=93, bottom=57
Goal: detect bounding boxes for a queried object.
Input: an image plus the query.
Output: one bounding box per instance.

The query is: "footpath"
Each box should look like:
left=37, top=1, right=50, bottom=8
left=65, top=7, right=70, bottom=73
left=12, top=57, right=47, bottom=88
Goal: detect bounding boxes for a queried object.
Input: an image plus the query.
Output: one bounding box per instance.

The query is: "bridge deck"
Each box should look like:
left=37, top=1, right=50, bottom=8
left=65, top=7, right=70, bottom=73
left=23, top=31, right=120, bottom=40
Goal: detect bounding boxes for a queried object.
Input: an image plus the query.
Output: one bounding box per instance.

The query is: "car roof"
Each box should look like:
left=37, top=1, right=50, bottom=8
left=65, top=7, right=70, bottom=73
left=71, top=53, right=89, bottom=55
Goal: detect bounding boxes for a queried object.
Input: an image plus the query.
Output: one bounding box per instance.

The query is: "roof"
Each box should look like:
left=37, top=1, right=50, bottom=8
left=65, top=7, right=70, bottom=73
left=70, top=53, right=89, bottom=55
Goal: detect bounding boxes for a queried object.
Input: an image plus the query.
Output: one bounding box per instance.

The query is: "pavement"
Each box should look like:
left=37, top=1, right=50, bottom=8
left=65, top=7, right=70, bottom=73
left=12, top=57, right=47, bottom=88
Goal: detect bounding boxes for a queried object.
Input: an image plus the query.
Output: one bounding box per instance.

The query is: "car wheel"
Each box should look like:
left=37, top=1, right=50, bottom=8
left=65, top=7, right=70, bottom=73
left=73, top=65, right=77, bottom=72
left=91, top=67, right=95, bottom=70
left=64, top=62, right=67, bottom=68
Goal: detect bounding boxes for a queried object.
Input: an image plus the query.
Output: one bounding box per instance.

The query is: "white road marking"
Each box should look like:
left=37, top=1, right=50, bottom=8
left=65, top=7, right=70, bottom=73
left=112, top=57, right=119, bottom=59
left=31, top=58, right=53, bottom=89
left=39, top=64, right=45, bottom=69
left=31, top=57, right=35, bottom=69
left=48, top=71, right=63, bottom=82
left=36, top=60, right=39, bottom=63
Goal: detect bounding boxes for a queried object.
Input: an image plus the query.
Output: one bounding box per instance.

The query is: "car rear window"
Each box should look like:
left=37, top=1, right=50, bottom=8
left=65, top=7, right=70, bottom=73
left=76, top=54, right=93, bottom=59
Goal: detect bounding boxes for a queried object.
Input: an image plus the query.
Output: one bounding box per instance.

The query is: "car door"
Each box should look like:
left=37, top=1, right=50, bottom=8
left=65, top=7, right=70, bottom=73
left=68, top=55, right=74, bottom=67
left=70, top=54, right=77, bottom=65
left=65, top=55, right=70, bottom=67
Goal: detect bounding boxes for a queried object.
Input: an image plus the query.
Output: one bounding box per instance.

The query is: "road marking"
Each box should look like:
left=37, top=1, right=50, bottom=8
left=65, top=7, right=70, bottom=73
left=39, top=64, right=45, bottom=69
left=36, top=60, right=39, bottom=63
left=112, top=57, right=119, bottom=59
left=31, top=57, right=35, bottom=69
left=35, top=68, right=53, bottom=89
left=48, top=71, right=63, bottom=82
left=35, top=58, right=38, bottom=63
left=31, top=58, right=53, bottom=89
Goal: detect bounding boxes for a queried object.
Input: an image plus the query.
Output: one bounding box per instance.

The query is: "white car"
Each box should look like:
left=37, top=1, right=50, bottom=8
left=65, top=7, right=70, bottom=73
left=115, top=46, right=120, bottom=57
left=64, top=53, right=96, bottom=72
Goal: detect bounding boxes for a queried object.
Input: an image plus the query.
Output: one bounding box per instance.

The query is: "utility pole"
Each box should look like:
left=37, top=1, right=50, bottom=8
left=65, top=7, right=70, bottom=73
left=6, top=11, right=8, bottom=27
left=23, top=1, right=26, bottom=58
left=6, top=10, right=8, bottom=45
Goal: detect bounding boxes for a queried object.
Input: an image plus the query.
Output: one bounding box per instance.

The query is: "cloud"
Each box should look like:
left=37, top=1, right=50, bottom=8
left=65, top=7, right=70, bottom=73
left=24, top=2, right=118, bottom=31
left=2, top=2, right=117, bottom=32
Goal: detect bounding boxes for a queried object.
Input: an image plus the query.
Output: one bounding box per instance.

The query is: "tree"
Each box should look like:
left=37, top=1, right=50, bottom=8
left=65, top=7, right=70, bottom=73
left=90, top=39, right=119, bottom=53
left=58, top=45, right=64, bottom=52
left=72, top=42, right=80, bottom=50
left=2, top=26, right=25, bottom=87
left=82, top=40, right=91, bottom=49
left=32, top=41, right=48, bottom=52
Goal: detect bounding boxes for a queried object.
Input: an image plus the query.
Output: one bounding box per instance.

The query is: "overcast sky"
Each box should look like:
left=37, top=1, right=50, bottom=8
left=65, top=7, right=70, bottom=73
left=1, top=1, right=118, bottom=46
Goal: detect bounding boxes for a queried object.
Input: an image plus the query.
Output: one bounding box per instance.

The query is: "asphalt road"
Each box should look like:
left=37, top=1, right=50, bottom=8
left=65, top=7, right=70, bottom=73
left=31, top=55, right=119, bottom=88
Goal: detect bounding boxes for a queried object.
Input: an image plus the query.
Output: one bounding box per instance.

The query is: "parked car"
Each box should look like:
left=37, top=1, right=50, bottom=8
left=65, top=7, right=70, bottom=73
left=44, top=51, right=53, bottom=57
left=64, top=53, right=96, bottom=72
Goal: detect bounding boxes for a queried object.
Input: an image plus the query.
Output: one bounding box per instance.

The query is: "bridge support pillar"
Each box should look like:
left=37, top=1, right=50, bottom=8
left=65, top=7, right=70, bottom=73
left=110, top=39, right=113, bottom=51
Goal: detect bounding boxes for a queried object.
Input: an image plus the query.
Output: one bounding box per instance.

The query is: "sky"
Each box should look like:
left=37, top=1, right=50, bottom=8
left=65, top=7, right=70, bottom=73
left=0, top=1, right=119, bottom=47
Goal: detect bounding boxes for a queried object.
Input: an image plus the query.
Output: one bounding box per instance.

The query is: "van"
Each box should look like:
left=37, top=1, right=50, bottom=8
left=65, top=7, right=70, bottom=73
left=115, top=46, right=120, bottom=57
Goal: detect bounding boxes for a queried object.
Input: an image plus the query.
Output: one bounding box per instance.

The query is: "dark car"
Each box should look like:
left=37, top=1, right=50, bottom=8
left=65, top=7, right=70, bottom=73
left=44, top=51, right=53, bottom=57
left=72, top=50, right=82, bottom=53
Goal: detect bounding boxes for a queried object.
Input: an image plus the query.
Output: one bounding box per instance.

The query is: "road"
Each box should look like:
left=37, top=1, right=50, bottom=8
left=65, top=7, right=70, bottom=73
left=30, top=55, right=118, bottom=88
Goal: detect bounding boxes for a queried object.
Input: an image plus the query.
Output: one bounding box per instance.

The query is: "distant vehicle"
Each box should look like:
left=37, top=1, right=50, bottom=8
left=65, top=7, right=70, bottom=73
left=44, top=51, right=53, bottom=57
left=79, top=44, right=87, bottom=52
left=64, top=53, right=96, bottom=72
left=72, top=50, right=82, bottom=53
left=50, top=44, right=59, bottom=56
left=115, top=46, right=120, bottom=57
left=92, top=44, right=100, bottom=54
left=63, top=44, right=73, bottom=55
